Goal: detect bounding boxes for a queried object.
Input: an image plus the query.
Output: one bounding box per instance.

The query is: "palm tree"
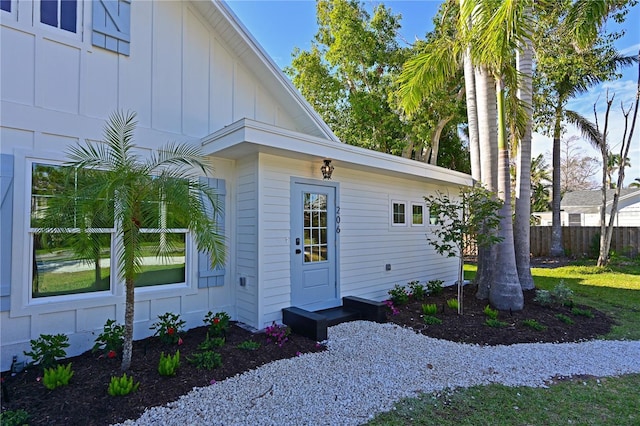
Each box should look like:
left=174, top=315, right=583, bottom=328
left=606, top=153, right=631, bottom=188
left=43, top=111, right=225, bottom=370
left=630, top=178, right=640, bottom=188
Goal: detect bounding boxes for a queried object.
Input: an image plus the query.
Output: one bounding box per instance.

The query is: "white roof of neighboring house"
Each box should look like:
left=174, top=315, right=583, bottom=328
left=191, top=0, right=339, bottom=142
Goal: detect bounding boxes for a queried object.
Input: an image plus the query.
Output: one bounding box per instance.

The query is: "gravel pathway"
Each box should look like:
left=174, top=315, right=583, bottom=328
left=117, top=321, right=640, bottom=426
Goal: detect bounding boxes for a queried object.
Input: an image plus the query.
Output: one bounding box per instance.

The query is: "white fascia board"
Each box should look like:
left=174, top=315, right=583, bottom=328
left=201, top=119, right=473, bottom=187
left=201, top=0, right=339, bottom=142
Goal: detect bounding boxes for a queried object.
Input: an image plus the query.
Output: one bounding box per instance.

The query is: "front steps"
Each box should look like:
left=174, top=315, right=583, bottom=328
left=282, top=296, right=387, bottom=341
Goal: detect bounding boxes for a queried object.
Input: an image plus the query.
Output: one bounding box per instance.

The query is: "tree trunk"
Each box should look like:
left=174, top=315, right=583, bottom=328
left=463, top=49, right=481, bottom=182
left=474, top=66, right=498, bottom=300
left=428, top=116, right=453, bottom=166
left=121, top=276, right=135, bottom=371
left=514, top=36, right=535, bottom=290
left=550, top=104, right=565, bottom=257
left=489, top=77, right=523, bottom=311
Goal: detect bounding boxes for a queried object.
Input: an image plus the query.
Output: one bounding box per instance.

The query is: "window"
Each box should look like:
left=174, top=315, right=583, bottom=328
left=303, top=192, right=328, bottom=262
left=568, top=213, right=581, bottom=226
left=40, top=0, right=78, bottom=33
left=29, top=162, right=187, bottom=298
left=1, top=0, right=11, bottom=12
left=411, top=203, right=424, bottom=226
left=429, top=206, right=438, bottom=225
left=392, top=201, right=406, bottom=226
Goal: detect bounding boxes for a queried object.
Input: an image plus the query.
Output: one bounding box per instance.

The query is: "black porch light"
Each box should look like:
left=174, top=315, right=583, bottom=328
left=321, top=159, right=334, bottom=180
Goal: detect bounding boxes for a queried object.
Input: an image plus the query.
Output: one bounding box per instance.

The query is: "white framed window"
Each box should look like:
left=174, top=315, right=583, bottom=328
left=1, top=0, right=12, bottom=13
left=37, top=0, right=81, bottom=34
left=411, top=202, right=424, bottom=226
left=28, top=161, right=188, bottom=299
left=391, top=201, right=407, bottom=226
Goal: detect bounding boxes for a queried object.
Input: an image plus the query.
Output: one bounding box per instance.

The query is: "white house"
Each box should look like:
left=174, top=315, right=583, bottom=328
left=0, top=0, right=471, bottom=371
left=533, top=189, right=640, bottom=226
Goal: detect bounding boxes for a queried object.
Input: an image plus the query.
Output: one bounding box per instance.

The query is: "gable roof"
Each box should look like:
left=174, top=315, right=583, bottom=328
left=190, top=0, right=339, bottom=142
left=562, top=189, right=640, bottom=208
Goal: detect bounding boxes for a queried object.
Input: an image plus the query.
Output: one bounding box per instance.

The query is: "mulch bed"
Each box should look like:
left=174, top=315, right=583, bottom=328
left=1, top=269, right=614, bottom=425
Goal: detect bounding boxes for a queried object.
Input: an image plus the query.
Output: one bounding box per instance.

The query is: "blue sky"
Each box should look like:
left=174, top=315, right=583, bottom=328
left=227, top=0, right=640, bottom=185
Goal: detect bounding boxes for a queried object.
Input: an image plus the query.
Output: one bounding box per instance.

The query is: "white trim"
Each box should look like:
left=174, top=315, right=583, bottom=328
left=34, top=0, right=84, bottom=41
left=391, top=200, right=407, bottom=227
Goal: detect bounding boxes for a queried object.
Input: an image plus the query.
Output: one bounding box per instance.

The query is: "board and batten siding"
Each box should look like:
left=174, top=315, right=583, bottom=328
left=1, top=1, right=301, bottom=142
left=255, top=154, right=460, bottom=329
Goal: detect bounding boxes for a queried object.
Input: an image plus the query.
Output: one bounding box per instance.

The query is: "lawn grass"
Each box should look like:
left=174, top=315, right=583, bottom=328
left=368, top=257, right=640, bottom=426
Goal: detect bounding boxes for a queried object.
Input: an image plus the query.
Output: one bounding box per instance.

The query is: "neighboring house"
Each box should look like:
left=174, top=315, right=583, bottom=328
left=534, top=189, right=640, bottom=226
left=0, top=0, right=471, bottom=370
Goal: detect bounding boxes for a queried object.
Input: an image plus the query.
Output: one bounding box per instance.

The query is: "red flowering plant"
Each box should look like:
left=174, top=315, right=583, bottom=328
left=150, top=312, right=186, bottom=345
left=203, top=311, right=231, bottom=337
left=92, top=319, right=125, bottom=359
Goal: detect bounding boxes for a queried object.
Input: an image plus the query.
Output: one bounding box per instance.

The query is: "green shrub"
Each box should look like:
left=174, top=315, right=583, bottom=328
left=24, top=333, right=69, bottom=370
left=423, top=315, right=443, bottom=325
left=421, top=303, right=438, bottom=316
left=0, top=409, right=30, bottom=426
left=92, top=319, right=125, bottom=358
left=408, top=281, right=426, bottom=300
left=555, top=313, right=575, bottom=324
left=485, top=318, right=507, bottom=328
left=571, top=307, right=594, bottom=318
left=550, top=281, right=574, bottom=306
left=426, top=279, right=444, bottom=296
left=108, top=373, right=140, bottom=396
left=158, top=350, right=180, bottom=376
left=198, top=333, right=225, bottom=351
left=43, top=362, right=74, bottom=390
left=236, top=340, right=261, bottom=351
left=533, top=289, right=553, bottom=306
left=188, top=351, right=222, bottom=370
left=446, top=298, right=459, bottom=310
left=483, top=305, right=499, bottom=320
left=203, top=311, right=231, bottom=337
left=150, top=312, right=185, bottom=345
left=388, top=284, right=410, bottom=305
left=522, top=319, right=547, bottom=331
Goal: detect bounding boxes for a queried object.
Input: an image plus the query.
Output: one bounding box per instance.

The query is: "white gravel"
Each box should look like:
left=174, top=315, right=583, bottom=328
left=117, top=321, right=640, bottom=426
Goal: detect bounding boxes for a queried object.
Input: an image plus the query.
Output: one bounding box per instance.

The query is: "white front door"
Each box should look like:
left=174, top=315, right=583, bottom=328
left=290, top=181, right=338, bottom=310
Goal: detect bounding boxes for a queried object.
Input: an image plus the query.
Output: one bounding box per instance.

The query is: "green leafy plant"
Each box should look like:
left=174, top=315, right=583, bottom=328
left=533, top=289, right=553, bottom=306
left=42, top=363, right=74, bottom=390
left=187, top=350, right=222, bottom=370
left=485, top=318, right=508, bottom=328
left=426, top=279, right=444, bottom=296
left=388, top=284, right=410, bottom=305
left=108, top=373, right=140, bottom=396
left=150, top=312, right=186, bottom=345
left=204, top=311, right=231, bottom=337
left=24, top=333, right=69, bottom=370
left=423, top=315, right=443, bottom=325
left=555, top=313, right=575, bottom=324
left=408, top=281, right=426, bottom=300
left=522, top=319, right=547, bottom=331
left=236, top=340, right=261, bottom=351
left=421, top=303, right=438, bottom=316
left=198, top=333, right=225, bottom=351
left=265, top=322, right=291, bottom=347
left=571, top=307, right=594, bottom=318
left=446, top=298, right=459, bottom=310
left=0, top=409, right=30, bottom=426
left=483, top=305, right=499, bottom=320
left=92, top=319, right=125, bottom=358
left=550, top=281, right=574, bottom=306
left=158, top=350, right=180, bottom=376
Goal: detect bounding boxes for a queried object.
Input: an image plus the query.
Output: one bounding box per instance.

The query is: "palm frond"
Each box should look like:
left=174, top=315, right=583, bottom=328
left=565, top=109, right=603, bottom=150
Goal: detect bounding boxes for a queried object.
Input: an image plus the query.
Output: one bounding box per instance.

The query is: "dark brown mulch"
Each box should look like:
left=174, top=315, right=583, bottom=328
left=1, top=325, right=324, bottom=426
left=387, top=284, right=614, bottom=346
left=1, top=278, right=614, bottom=425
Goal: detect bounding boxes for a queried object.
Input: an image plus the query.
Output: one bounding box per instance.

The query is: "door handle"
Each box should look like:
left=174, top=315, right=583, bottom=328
left=295, top=249, right=302, bottom=254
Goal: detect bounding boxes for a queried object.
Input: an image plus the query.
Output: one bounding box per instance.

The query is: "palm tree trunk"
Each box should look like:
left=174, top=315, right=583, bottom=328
left=463, top=50, right=481, bottom=181
left=550, top=104, right=564, bottom=257
left=121, top=275, right=135, bottom=371
left=474, top=66, right=498, bottom=300
left=514, top=36, right=534, bottom=290
left=489, top=77, right=523, bottom=311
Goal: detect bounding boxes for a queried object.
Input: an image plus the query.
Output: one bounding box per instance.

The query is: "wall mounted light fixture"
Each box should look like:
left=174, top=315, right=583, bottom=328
left=321, top=159, right=334, bottom=180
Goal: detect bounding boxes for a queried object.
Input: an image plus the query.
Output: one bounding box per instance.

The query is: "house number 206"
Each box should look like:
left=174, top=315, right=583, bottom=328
left=336, top=206, right=341, bottom=233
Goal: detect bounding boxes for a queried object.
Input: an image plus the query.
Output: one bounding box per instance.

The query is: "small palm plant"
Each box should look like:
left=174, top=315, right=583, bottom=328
left=41, top=111, right=225, bottom=370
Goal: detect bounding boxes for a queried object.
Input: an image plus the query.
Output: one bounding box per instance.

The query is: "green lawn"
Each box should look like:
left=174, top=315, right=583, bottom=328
left=369, top=257, right=640, bottom=426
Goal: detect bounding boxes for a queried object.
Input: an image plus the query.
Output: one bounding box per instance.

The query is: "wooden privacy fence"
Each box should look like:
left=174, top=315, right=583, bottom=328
left=530, top=226, right=639, bottom=258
